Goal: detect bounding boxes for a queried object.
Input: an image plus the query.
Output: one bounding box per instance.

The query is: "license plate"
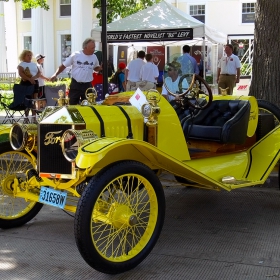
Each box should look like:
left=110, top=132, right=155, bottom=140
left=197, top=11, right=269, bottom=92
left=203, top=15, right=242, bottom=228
left=39, top=187, right=67, bottom=209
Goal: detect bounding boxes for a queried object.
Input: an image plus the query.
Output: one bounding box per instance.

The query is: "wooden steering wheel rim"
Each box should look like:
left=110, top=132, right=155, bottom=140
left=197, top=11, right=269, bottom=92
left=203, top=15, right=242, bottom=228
left=164, top=74, right=196, bottom=97
left=187, top=75, right=213, bottom=110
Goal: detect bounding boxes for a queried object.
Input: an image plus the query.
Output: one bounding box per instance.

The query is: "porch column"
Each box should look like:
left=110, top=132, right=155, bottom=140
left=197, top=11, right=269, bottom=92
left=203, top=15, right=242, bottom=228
left=0, top=2, right=7, bottom=72
left=31, top=7, right=44, bottom=59
left=3, top=1, right=17, bottom=73
left=71, top=0, right=92, bottom=54
left=42, top=0, right=55, bottom=77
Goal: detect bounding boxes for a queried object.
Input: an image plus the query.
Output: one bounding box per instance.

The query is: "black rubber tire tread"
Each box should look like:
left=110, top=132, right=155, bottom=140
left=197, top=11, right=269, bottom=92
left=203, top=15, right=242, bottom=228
left=257, top=100, right=280, bottom=191
left=257, top=99, right=280, bottom=122
left=74, top=160, right=165, bottom=274
left=0, top=143, right=43, bottom=229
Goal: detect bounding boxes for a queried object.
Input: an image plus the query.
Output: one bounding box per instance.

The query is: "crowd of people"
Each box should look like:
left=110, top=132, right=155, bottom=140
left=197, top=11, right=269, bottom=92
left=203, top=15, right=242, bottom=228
left=17, top=38, right=241, bottom=120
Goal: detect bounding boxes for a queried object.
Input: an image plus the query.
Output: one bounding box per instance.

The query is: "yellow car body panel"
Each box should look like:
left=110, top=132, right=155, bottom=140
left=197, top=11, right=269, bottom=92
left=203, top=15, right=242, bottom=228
left=0, top=124, right=12, bottom=142
left=77, top=105, right=145, bottom=140
left=77, top=95, right=190, bottom=162
left=75, top=94, right=280, bottom=192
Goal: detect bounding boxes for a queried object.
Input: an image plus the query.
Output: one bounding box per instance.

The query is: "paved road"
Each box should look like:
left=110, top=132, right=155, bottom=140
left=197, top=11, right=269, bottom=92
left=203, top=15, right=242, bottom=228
left=1, top=174, right=280, bottom=280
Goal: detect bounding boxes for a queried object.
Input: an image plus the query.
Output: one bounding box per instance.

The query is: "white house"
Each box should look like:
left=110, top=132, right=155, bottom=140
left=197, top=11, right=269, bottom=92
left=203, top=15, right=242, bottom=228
left=0, top=0, right=255, bottom=77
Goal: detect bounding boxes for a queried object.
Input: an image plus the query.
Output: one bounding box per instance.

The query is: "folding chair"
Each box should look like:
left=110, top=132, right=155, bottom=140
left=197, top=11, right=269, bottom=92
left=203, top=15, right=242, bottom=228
left=44, top=85, right=66, bottom=106
left=1, top=84, right=34, bottom=124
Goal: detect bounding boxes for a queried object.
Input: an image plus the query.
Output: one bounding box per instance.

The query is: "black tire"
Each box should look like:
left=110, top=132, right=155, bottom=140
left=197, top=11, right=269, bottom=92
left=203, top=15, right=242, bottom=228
left=257, top=100, right=280, bottom=190
left=257, top=99, right=280, bottom=125
left=0, top=142, right=43, bottom=229
left=74, top=161, right=165, bottom=274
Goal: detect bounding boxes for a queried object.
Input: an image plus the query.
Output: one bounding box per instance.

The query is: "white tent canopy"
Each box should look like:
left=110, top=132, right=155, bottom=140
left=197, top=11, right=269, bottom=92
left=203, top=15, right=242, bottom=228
left=91, top=0, right=227, bottom=45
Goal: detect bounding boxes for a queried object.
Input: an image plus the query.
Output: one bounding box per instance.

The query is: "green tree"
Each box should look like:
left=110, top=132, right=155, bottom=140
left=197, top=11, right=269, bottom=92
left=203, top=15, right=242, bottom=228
left=6, top=0, right=49, bottom=10
left=93, top=0, right=160, bottom=25
left=249, top=0, right=280, bottom=105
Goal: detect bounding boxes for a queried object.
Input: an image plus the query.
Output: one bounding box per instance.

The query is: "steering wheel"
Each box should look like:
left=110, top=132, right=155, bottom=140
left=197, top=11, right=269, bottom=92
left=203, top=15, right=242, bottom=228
left=164, top=74, right=213, bottom=110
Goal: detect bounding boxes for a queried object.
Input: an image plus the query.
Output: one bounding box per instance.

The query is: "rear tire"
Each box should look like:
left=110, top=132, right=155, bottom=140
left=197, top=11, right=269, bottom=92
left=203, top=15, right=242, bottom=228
left=257, top=100, right=280, bottom=190
left=257, top=99, right=280, bottom=125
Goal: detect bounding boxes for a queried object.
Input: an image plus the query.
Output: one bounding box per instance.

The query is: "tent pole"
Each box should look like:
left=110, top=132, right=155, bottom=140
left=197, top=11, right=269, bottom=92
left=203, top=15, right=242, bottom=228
left=101, top=1, right=108, bottom=99
left=202, top=36, right=206, bottom=79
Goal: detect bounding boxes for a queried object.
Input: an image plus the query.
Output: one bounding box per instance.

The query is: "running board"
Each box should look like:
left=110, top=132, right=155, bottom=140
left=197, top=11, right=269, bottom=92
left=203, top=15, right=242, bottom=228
left=222, top=176, right=260, bottom=189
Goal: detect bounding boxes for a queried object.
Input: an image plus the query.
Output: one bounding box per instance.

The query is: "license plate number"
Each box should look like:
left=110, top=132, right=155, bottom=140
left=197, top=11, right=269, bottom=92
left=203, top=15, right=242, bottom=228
left=39, top=187, right=67, bottom=209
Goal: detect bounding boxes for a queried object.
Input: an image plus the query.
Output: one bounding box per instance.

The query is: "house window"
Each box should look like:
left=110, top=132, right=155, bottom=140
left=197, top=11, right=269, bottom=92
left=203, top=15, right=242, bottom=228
left=190, top=5, right=205, bottom=23
left=242, top=3, right=255, bottom=23
left=22, top=8, right=31, bottom=19
left=24, top=36, right=32, bottom=50
left=60, top=0, right=71, bottom=17
left=61, top=34, right=72, bottom=63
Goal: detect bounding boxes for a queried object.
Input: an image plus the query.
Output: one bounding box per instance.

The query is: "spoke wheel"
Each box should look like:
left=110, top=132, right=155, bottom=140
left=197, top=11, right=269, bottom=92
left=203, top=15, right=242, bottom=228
left=74, top=161, right=165, bottom=274
left=0, top=143, right=43, bottom=229
left=257, top=99, right=280, bottom=127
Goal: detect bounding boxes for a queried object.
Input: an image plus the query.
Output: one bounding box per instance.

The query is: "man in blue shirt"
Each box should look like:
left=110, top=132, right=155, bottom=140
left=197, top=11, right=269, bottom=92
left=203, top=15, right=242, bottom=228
left=177, top=45, right=199, bottom=83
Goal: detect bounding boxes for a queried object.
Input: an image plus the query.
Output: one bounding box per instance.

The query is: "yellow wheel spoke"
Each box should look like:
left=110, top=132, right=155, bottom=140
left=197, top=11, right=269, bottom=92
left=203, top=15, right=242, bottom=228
left=90, top=172, right=159, bottom=262
left=0, top=151, right=35, bottom=219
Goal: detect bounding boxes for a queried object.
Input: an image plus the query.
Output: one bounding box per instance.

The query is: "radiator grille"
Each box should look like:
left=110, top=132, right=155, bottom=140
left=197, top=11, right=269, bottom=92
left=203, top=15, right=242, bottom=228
left=39, top=124, right=72, bottom=176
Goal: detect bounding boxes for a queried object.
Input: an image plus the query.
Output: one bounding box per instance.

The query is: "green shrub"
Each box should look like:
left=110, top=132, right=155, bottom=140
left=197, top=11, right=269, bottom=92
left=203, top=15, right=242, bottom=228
left=205, top=75, right=213, bottom=84
left=0, top=92, right=13, bottom=110
left=241, top=63, right=252, bottom=76
left=46, top=78, right=71, bottom=88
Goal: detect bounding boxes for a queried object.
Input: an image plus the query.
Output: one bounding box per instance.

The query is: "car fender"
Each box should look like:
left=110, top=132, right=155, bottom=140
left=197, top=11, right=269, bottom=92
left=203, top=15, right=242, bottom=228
left=75, top=137, right=229, bottom=190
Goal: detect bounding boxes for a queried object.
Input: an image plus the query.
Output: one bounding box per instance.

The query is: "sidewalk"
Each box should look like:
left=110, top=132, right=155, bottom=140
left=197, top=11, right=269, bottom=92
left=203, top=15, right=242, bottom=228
left=1, top=176, right=280, bottom=280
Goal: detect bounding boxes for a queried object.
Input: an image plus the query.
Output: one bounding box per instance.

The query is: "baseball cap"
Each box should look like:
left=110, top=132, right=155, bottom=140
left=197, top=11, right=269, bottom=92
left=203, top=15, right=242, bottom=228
left=118, top=62, right=126, bottom=70
left=35, top=54, right=45, bottom=60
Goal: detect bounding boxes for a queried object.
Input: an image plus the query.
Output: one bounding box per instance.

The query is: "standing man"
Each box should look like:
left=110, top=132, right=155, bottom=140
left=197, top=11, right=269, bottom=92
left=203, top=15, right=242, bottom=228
left=178, top=45, right=199, bottom=83
left=126, top=50, right=146, bottom=91
left=36, top=54, right=49, bottom=98
left=51, top=38, right=102, bottom=105
left=138, top=53, right=159, bottom=90
left=216, top=44, right=241, bottom=95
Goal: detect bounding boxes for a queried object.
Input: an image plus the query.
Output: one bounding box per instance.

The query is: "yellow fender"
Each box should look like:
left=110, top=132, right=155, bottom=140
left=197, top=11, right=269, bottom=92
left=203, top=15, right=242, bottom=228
left=75, top=138, right=245, bottom=191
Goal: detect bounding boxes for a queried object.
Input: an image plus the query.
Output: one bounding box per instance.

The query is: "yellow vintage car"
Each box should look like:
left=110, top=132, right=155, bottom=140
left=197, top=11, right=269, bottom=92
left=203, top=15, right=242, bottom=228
left=0, top=75, right=280, bottom=274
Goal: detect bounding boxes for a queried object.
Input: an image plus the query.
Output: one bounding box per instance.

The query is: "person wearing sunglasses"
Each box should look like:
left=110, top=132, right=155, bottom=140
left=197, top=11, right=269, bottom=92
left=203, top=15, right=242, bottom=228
left=162, top=61, right=189, bottom=101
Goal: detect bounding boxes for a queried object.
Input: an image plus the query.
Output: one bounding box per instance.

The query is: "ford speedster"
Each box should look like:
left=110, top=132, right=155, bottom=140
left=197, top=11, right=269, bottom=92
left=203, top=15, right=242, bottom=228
left=0, top=74, right=280, bottom=274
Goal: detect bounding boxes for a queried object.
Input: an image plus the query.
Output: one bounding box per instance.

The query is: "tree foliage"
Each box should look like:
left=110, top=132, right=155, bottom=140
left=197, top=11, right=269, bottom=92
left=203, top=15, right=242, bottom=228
left=93, top=0, right=161, bottom=25
left=6, top=0, right=49, bottom=10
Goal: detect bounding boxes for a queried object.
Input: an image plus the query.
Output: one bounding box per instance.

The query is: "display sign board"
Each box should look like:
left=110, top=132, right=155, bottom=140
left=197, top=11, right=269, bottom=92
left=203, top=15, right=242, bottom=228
left=147, top=46, right=165, bottom=71
left=106, top=28, right=193, bottom=43
left=117, top=46, right=127, bottom=66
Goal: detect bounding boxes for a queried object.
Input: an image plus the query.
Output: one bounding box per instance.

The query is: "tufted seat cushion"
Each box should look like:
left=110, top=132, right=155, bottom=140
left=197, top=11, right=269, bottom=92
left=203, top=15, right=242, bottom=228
left=182, top=99, right=251, bottom=144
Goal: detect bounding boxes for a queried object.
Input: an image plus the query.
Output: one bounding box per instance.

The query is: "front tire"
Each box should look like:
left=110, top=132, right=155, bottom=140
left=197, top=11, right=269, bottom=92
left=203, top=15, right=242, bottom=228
left=0, top=143, right=43, bottom=229
left=74, top=161, right=165, bottom=274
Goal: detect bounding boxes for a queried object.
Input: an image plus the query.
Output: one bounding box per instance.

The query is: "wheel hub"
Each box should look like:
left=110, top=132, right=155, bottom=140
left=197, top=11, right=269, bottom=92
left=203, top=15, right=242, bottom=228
left=109, top=203, right=138, bottom=229
left=2, top=175, right=17, bottom=196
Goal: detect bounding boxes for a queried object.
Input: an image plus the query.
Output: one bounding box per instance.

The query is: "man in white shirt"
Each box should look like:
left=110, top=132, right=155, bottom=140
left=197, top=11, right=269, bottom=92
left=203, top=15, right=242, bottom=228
left=126, top=50, right=146, bottom=91
left=217, top=44, right=241, bottom=95
left=137, top=53, right=159, bottom=91
left=51, top=38, right=102, bottom=105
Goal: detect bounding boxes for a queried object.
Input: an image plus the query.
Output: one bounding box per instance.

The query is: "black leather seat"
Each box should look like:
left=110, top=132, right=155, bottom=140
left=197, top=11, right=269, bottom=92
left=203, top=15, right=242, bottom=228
left=182, top=99, right=251, bottom=144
